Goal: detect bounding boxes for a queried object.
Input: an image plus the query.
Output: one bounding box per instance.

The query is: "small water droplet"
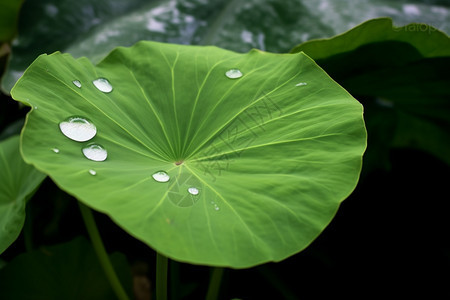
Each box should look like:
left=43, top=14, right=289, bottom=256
left=188, top=187, right=199, bottom=195
left=52, top=148, right=60, bottom=153
left=225, top=69, right=243, bottom=79
left=88, top=169, right=97, bottom=175
left=93, top=78, right=113, bottom=93
left=152, top=171, right=170, bottom=183
left=59, top=116, right=97, bottom=142
left=211, top=201, right=220, bottom=211
left=72, top=80, right=82, bottom=88
left=82, top=143, right=107, bottom=162
left=295, top=82, right=307, bottom=86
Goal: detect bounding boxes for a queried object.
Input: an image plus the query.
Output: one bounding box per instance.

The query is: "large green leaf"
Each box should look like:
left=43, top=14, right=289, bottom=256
left=0, top=135, right=46, bottom=254
left=3, top=0, right=450, bottom=92
left=11, top=41, right=366, bottom=267
left=291, top=18, right=450, bottom=170
left=0, top=236, right=132, bottom=300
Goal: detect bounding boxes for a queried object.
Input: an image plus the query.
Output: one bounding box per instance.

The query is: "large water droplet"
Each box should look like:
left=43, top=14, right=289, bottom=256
left=93, top=78, right=113, bottom=93
left=59, top=116, right=97, bottom=142
left=225, top=69, right=243, bottom=79
left=295, top=82, right=307, bottom=86
left=72, top=80, right=82, bottom=88
left=152, top=171, right=170, bottom=183
left=188, top=187, right=199, bottom=195
left=82, top=144, right=107, bottom=162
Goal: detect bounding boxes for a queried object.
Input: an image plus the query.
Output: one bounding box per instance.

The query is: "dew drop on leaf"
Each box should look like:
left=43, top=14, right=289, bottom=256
left=52, top=148, right=60, bottom=153
left=72, top=80, right=82, bottom=88
left=188, top=187, right=199, bottom=195
left=152, top=171, right=170, bottom=183
left=93, top=78, right=113, bottom=93
left=295, top=82, right=307, bottom=86
left=225, top=69, right=243, bottom=79
left=82, top=144, right=107, bottom=162
left=211, top=201, right=220, bottom=211
left=59, top=116, right=97, bottom=142
left=89, top=169, right=97, bottom=176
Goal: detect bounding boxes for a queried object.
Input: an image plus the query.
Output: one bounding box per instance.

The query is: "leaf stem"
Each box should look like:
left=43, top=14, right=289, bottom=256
left=78, top=201, right=130, bottom=300
left=206, top=267, right=224, bottom=300
left=156, top=252, right=169, bottom=300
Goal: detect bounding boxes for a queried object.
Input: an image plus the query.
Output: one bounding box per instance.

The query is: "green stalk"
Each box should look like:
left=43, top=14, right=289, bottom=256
left=78, top=201, right=130, bottom=300
left=206, top=267, right=224, bottom=300
left=156, top=252, right=169, bottom=300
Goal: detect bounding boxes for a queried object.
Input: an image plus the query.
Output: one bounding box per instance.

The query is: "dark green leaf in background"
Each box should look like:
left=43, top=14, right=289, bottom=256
left=0, top=236, right=132, bottom=300
left=0, top=135, right=46, bottom=254
left=0, top=0, right=24, bottom=42
left=2, top=0, right=449, bottom=93
left=11, top=41, right=366, bottom=267
left=291, top=18, right=450, bottom=171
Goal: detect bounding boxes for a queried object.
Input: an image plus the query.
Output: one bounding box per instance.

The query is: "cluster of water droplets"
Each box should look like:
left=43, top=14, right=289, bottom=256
left=151, top=170, right=203, bottom=201
left=55, top=77, right=115, bottom=175
left=53, top=67, right=264, bottom=207
left=211, top=200, right=220, bottom=211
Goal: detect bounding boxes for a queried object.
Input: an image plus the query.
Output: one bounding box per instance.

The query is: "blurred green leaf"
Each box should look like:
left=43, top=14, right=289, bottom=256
left=0, top=135, right=46, bottom=254
left=291, top=18, right=450, bottom=170
left=0, top=236, right=132, bottom=300
left=2, top=0, right=449, bottom=93
left=0, top=0, right=24, bottom=42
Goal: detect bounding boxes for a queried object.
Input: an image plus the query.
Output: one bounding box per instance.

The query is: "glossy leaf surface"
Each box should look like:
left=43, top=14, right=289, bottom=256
left=0, top=135, right=46, bottom=254
left=11, top=41, right=366, bottom=267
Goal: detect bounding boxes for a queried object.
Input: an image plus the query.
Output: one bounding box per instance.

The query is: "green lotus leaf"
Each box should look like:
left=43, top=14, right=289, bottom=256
left=0, top=236, right=132, bottom=300
left=0, top=135, right=46, bottom=254
left=11, top=41, right=366, bottom=267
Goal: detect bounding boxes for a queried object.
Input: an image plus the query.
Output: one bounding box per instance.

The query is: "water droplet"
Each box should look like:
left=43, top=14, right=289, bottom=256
left=88, top=169, right=97, bottom=176
left=225, top=69, right=243, bottom=79
left=152, top=171, right=170, bottom=183
left=72, top=80, right=82, bottom=88
left=59, top=116, right=97, bottom=142
left=211, top=201, right=220, bottom=211
left=295, top=82, right=307, bottom=86
left=82, top=144, right=107, bottom=162
left=188, top=187, right=199, bottom=195
left=52, top=148, right=60, bottom=153
left=93, top=78, right=113, bottom=93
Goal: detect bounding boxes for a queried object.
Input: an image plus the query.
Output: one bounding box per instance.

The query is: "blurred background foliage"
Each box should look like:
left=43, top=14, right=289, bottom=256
left=0, top=0, right=449, bottom=299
